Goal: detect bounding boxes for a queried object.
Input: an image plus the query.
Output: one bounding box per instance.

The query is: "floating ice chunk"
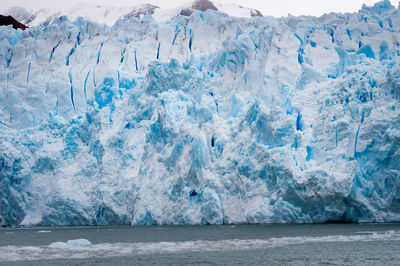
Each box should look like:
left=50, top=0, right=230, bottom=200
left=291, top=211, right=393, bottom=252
left=49, top=239, right=92, bottom=249
left=49, top=242, right=66, bottom=248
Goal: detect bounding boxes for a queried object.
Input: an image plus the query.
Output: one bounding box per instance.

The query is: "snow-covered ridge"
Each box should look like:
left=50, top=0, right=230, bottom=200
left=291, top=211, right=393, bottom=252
left=3, top=4, right=160, bottom=27
left=0, top=0, right=400, bottom=226
left=2, top=0, right=263, bottom=27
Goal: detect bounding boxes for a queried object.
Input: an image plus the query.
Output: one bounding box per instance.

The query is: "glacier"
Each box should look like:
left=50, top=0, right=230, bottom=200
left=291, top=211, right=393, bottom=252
left=1, top=0, right=400, bottom=226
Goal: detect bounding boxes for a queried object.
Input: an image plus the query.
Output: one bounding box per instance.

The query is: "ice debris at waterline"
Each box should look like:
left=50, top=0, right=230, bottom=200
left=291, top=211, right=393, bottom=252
left=1, top=0, right=400, bottom=226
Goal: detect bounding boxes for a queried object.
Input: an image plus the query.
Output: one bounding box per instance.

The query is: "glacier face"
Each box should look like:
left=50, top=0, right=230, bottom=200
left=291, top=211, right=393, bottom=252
left=1, top=0, right=400, bottom=226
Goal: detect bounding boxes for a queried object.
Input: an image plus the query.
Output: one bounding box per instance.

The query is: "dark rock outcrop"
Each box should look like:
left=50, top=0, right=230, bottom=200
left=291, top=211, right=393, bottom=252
left=250, top=9, right=263, bottom=17
left=180, top=0, right=218, bottom=16
left=192, top=0, right=218, bottom=12
left=0, top=14, right=28, bottom=30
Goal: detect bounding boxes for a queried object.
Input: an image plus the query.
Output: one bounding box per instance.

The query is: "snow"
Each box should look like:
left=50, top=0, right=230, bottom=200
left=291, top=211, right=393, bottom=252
left=0, top=0, right=400, bottom=226
left=2, top=4, right=160, bottom=27
left=214, top=2, right=260, bottom=18
left=2, top=1, right=263, bottom=27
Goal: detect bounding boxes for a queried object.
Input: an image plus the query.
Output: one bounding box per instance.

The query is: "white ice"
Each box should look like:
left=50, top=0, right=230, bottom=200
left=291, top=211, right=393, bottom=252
left=0, top=0, right=400, bottom=226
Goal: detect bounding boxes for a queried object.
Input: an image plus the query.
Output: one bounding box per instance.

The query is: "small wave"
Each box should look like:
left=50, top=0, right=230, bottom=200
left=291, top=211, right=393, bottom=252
left=0, top=230, right=399, bottom=262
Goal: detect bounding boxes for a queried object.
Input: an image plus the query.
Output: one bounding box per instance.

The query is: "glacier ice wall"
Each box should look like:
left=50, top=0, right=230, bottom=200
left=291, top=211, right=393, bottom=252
left=1, top=1, right=400, bottom=226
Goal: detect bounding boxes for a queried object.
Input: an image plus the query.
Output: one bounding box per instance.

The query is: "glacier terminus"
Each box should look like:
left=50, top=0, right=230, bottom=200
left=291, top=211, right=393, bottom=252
left=0, top=0, right=400, bottom=226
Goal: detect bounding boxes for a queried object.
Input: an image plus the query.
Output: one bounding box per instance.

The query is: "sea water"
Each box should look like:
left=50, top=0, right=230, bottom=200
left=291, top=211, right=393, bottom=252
left=1, top=224, right=399, bottom=265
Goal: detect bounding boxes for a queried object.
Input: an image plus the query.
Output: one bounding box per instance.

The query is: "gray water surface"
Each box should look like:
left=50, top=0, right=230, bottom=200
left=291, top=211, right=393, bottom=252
left=1, top=224, right=399, bottom=265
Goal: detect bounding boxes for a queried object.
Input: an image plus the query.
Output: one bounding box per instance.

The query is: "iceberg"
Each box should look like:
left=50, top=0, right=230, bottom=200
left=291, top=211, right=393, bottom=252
left=49, top=239, right=92, bottom=249
left=0, top=0, right=400, bottom=226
